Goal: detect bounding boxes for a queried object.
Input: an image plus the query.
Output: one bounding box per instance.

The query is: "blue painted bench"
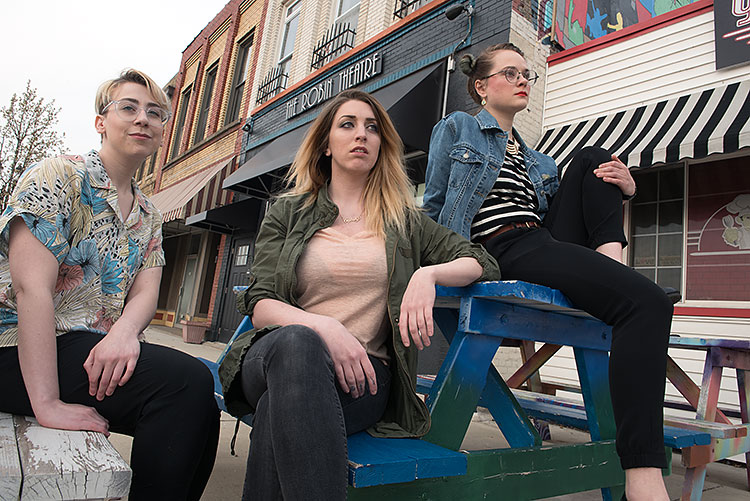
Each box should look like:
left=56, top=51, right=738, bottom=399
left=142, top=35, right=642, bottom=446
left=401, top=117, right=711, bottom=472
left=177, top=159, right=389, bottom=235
left=416, top=375, right=712, bottom=450
left=197, top=315, right=468, bottom=489
left=198, top=281, right=750, bottom=499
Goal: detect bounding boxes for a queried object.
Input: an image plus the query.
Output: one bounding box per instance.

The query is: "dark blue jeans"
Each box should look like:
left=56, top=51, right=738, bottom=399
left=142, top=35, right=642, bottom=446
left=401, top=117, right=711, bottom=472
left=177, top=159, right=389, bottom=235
left=239, top=325, right=391, bottom=501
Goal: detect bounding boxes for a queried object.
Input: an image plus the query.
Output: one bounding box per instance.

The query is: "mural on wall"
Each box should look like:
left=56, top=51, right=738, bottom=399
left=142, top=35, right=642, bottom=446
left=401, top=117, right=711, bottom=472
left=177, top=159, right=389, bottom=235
left=546, top=0, right=700, bottom=49
left=685, top=160, right=750, bottom=301
left=722, top=194, right=750, bottom=249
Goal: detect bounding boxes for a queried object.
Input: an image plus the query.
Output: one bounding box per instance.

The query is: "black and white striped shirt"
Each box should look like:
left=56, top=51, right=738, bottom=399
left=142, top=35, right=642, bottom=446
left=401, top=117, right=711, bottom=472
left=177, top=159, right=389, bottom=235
left=470, top=139, right=541, bottom=241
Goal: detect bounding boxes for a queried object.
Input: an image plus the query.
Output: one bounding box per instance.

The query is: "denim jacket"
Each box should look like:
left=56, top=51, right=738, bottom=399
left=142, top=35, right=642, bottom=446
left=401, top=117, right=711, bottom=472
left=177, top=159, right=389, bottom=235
left=423, top=109, right=559, bottom=239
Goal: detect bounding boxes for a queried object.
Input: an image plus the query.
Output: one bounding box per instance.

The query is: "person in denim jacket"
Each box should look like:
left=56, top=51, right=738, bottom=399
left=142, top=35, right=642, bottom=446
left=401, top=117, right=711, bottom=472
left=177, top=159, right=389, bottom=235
left=423, top=43, right=673, bottom=501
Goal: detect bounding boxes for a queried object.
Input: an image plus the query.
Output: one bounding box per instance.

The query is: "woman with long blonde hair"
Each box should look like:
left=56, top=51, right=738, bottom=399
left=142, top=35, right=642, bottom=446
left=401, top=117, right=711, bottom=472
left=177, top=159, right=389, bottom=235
left=219, top=89, right=499, bottom=500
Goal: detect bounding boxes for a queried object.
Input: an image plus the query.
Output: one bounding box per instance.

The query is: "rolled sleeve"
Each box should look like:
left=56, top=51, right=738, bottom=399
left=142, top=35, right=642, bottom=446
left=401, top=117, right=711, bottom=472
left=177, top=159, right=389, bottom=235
left=139, top=210, right=166, bottom=271
left=0, top=162, right=74, bottom=263
left=416, top=212, right=500, bottom=282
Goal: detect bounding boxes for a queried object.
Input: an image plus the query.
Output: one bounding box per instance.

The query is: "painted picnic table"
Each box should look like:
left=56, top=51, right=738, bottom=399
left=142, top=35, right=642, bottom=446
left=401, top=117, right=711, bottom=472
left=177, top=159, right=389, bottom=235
left=352, top=280, right=632, bottom=500
left=665, top=336, right=750, bottom=499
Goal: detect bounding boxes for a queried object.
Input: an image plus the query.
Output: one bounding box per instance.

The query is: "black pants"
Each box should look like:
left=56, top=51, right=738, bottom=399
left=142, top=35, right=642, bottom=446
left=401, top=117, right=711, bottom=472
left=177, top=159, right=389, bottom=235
left=484, top=147, right=673, bottom=469
left=240, top=325, right=391, bottom=501
left=0, top=331, right=220, bottom=500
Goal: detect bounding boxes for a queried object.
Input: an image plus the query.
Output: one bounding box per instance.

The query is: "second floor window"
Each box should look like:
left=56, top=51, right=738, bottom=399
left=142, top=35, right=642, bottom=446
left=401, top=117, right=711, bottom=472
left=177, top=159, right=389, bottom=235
left=170, top=85, right=192, bottom=160
left=335, top=0, right=359, bottom=31
left=278, top=0, right=301, bottom=78
left=226, top=35, right=254, bottom=125
left=194, top=63, right=219, bottom=144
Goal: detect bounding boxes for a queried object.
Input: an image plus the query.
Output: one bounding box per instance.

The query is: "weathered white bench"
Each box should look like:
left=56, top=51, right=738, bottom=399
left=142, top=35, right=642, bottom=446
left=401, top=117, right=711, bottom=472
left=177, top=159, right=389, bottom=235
left=0, top=412, right=131, bottom=500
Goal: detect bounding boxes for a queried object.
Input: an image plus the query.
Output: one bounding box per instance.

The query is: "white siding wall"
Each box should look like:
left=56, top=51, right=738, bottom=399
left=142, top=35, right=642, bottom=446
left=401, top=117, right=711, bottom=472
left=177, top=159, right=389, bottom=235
left=543, top=11, right=750, bottom=130
left=535, top=10, right=750, bottom=463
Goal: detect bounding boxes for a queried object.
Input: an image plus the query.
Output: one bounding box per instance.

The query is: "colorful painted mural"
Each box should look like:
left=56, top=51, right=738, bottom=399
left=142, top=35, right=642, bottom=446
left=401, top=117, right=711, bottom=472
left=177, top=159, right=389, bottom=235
left=543, top=0, right=701, bottom=49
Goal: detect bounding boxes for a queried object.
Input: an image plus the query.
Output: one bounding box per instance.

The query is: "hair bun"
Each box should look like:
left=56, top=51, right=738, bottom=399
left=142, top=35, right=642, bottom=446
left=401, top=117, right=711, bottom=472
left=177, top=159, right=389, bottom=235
left=458, top=54, right=476, bottom=76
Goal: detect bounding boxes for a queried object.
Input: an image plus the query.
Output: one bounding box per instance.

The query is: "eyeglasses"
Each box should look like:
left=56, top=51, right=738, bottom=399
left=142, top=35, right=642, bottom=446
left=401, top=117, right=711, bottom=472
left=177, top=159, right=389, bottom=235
left=483, top=67, right=539, bottom=86
left=101, top=100, right=171, bottom=125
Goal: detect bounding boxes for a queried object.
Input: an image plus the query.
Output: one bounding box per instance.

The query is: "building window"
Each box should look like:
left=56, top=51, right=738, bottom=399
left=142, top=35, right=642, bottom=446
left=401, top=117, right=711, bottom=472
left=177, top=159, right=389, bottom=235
left=235, top=244, right=250, bottom=266
left=147, top=151, right=157, bottom=176
left=194, top=63, right=219, bottom=144
left=278, top=0, right=301, bottom=81
left=335, top=0, right=359, bottom=30
left=685, top=157, right=750, bottom=301
left=170, top=85, right=192, bottom=160
left=225, top=34, right=254, bottom=126
left=629, top=166, right=684, bottom=292
left=311, top=1, right=358, bottom=71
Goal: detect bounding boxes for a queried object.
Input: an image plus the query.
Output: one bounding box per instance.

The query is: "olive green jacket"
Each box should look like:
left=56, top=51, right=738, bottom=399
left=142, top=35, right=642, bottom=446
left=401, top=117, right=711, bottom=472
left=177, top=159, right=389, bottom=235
left=218, top=186, right=500, bottom=438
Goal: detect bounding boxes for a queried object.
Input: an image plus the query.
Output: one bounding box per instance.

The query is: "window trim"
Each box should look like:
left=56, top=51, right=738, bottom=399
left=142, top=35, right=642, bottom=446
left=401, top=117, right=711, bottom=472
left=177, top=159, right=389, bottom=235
left=194, top=62, right=220, bottom=144
left=225, top=33, right=254, bottom=126
left=277, top=0, right=301, bottom=70
left=170, top=84, right=192, bottom=160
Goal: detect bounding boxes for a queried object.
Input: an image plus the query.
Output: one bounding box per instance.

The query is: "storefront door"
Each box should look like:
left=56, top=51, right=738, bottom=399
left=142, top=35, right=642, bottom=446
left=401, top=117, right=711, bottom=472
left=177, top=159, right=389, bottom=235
left=217, top=235, right=255, bottom=342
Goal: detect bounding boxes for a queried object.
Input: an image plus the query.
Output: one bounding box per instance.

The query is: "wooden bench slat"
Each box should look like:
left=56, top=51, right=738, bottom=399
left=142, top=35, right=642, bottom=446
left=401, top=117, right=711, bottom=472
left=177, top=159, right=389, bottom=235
left=0, top=413, right=22, bottom=501
left=14, top=415, right=131, bottom=500
left=663, top=416, right=747, bottom=439
left=347, top=432, right=466, bottom=488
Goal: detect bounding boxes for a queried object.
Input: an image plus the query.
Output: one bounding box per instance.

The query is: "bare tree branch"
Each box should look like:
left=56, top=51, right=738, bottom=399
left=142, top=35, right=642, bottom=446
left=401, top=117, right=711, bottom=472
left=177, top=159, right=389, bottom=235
left=0, top=81, right=66, bottom=212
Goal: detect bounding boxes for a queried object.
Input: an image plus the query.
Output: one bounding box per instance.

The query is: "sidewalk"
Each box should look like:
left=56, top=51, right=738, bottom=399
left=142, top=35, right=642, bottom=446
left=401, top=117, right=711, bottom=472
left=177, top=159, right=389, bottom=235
left=108, top=325, right=750, bottom=500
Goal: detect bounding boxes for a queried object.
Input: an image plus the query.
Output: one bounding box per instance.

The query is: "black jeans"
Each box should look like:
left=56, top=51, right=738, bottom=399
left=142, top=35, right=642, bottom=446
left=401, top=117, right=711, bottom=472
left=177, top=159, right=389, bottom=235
left=240, top=325, right=391, bottom=501
left=484, top=147, right=673, bottom=469
left=0, top=331, right=220, bottom=500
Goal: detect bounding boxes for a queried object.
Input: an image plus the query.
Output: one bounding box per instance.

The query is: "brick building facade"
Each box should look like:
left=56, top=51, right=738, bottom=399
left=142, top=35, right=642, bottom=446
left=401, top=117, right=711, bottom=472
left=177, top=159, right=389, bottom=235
left=139, top=0, right=267, bottom=335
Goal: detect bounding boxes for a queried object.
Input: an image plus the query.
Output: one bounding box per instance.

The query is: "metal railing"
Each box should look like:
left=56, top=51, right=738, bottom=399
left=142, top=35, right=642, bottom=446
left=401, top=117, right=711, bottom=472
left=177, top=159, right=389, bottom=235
left=311, top=23, right=357, bottom=70
left=393, top=0, right=430, bottom=19
left=256, top=66, right=288, bottom=105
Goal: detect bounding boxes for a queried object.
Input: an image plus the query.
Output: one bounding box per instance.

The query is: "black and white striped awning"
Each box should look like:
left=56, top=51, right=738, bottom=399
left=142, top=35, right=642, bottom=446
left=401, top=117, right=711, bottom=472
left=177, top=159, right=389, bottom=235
left=537, top=80, right=750, bottom=172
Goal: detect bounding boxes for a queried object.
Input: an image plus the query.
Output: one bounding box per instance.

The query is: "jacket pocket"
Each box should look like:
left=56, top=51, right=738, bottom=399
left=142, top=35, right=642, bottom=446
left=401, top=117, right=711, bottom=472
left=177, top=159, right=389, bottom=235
left=447, top=145, right=483, bottom=189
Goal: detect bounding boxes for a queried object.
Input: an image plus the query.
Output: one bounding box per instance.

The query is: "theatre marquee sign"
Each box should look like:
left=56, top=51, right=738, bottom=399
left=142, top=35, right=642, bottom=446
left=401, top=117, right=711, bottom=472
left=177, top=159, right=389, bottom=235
left=285, top=52, right=382, bottom=120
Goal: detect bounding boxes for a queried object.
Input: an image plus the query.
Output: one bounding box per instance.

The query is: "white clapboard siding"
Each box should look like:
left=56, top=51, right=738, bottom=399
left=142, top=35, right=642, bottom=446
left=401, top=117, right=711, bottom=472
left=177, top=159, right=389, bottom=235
left=543, top=11, right=750, bottom=130
left=0, top=413, right=22, bottom=501
left=14, top=415, right=131, bottom=500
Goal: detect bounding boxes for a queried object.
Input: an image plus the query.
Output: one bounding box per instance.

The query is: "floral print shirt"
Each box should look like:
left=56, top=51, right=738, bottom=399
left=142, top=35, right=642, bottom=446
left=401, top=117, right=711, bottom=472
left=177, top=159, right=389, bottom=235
left=0, top=151, right=165, bottom=347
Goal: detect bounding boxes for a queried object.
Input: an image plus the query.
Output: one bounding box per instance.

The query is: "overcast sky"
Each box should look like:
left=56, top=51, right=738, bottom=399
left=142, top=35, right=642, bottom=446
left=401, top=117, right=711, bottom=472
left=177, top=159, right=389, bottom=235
left=1, top=0, right=232, bottom=155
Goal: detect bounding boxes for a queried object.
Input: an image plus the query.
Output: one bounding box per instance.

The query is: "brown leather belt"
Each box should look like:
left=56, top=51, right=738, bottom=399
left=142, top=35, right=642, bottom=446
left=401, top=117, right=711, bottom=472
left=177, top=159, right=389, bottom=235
left=477, top=220, right=540, bottom=244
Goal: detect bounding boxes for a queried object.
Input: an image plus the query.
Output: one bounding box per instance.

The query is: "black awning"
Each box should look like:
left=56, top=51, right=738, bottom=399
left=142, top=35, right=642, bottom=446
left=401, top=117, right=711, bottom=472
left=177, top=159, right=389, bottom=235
left=537, top=80, right=750, bottom=173
left=185, top=197, right=263, bottom=234
left=223, top=62, right=445, bottom=198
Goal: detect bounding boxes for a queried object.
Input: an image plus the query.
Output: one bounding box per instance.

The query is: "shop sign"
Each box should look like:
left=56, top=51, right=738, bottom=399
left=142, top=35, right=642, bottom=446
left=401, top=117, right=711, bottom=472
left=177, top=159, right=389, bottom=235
left=715, top=0, right=750, bottom=70
left=286, top=53, right=382, bottom=120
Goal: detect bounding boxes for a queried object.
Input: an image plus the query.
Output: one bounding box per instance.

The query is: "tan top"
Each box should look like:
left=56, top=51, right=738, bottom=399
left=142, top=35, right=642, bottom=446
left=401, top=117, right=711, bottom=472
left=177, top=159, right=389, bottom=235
left=295, top=227, right=390, bottom=360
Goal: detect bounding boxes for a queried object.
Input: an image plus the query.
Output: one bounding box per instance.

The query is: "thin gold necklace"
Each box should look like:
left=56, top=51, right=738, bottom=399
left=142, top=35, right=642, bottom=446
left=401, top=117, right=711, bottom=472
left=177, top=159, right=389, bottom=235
left=340, top=211, right=363, bottom=224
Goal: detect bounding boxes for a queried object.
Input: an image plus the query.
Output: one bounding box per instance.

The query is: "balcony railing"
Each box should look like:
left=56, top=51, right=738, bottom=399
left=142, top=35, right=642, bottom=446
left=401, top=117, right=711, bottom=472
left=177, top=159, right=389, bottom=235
left=393, top=0, right=430, bottom=19
left=311, top=23, right=357, bottom=71
left=256, top=66, right=288, bottom=105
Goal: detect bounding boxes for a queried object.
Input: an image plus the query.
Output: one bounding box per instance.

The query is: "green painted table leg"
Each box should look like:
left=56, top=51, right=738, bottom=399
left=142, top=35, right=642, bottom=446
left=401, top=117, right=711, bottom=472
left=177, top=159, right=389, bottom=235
left=347, top=441, right=629, bottom=500
left=424, top=331, right=502, bottom=450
